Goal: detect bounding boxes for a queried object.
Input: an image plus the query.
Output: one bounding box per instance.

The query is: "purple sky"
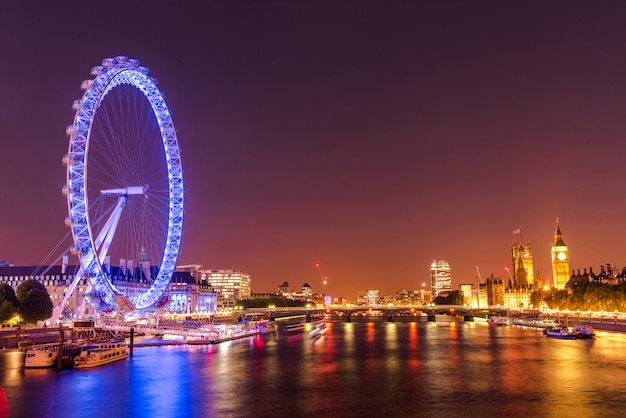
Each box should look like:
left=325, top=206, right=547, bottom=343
left=2, top=2, right=626, bottom=299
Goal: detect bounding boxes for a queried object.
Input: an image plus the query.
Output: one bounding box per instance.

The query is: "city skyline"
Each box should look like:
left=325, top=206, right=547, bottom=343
left=3, top=3, right=626, bottom=298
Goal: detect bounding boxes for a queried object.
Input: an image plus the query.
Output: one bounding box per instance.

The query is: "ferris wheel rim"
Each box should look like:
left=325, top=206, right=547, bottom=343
left=64, top=56, right=183, bottom=312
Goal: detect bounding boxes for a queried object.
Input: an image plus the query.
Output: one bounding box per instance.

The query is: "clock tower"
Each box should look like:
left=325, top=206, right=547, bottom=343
left=550, top=218, right=569, bottom=289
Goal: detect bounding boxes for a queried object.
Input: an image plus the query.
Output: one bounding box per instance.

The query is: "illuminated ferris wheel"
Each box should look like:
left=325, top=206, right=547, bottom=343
left=63, top=56, right=183, bottom=312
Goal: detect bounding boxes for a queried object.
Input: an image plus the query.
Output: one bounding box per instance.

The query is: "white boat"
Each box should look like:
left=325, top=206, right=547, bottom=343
left=572, top=325, right=596, bottom=339
left=285, top=323, right=306, bottom=333
left=309, top=321, right=327, bottom=338
left=489, top=316, right=511, bottom=326
left=24, top=341, right=82, bottom=369
left=24, top=343, right=59, bottom=368
left=544, top=326, right=579, bottom=340
left=74, top=340, right=128, bottom=369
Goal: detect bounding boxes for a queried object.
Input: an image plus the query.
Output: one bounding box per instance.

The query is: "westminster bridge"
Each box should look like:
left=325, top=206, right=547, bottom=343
left=239, top=305, right=509, bottom=322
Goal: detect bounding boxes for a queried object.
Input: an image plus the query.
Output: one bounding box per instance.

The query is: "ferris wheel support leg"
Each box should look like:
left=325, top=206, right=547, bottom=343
left=94, top=196, right=126, bottom=264
left=48, top=267, right=84, bottom=324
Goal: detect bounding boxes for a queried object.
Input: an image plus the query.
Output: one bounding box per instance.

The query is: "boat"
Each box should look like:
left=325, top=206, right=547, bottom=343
left=572, top=325, right=596, bottom=339
left=24, top=341, right=83, bottom=369
left=488, top=316, right=511, bottom=326
left=285, top=323, right=306, bottom=333
left=544, top=326, right=579, bottom=340
left=309, top=322, right=327, bottom=338
left=24, top=343, right=58, bottom=368
left=74, top=340, right=128, bottom=369
left=262, top=321, right=277, bottom=333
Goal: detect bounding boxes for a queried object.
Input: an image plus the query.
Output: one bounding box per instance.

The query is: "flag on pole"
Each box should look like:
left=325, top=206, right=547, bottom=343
left=512, top=228, right=521, bottom=234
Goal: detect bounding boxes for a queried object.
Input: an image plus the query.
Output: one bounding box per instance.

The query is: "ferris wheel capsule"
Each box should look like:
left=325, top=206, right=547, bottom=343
left=71, top=100, right=84, bottom=111
left=80, top=79, right=94, bottom=90
left=90, top=66, right=106, bottom=76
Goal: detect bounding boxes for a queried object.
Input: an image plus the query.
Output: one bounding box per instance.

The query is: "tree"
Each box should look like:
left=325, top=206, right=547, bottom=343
left=19, top=289, right=53, bottom=324
left=16, top=279, right=53, bottom=324
left=0, top=284, right=19, bottom=322
left=433, top=290, right=462, bottom=305
left=16, top=279, right=47, bottom=301
left=530, top=290, right=544, bottom=309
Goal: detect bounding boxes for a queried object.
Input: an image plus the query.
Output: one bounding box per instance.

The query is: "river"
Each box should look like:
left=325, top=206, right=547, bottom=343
left=2, top=320, right=625, bottom=417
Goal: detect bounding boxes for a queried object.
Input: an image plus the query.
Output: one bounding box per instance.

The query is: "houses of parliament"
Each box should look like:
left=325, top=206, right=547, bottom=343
left=475, top=218, right=626, bottom=309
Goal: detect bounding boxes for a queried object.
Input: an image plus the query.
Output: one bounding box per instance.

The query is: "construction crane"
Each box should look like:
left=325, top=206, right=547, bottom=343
left=475, top=266, right=482, bottom=309
left=475, top=266, right=483, bottom=283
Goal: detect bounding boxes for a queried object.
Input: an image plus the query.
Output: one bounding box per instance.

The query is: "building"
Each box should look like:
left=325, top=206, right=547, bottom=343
left=0, top=264, right=92, bottom=320
left=196, top=268, right=251, bottom=314
left=459, top=283, right=474, bottom=306
left=366, top=289, right=380, bottom=306
left=167, top=270, right=216, bottom=316
left=0, top=263, right=216, bottom=319
left=485, top=274, right=505, bottom=306
left=512, top=241, right=534, bottom=287
left=503, top=287, right=532, bottom=310
left=430, top=260, right=452, bottom=297
left=551, top=219, right=570, bottom=289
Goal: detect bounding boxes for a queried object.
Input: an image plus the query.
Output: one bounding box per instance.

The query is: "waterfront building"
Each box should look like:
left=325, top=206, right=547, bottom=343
left=167, top=270, right=216, bottom=315
left=0, top=263, right=93, bottom=320
left=550, top=219, right=570, bottom=289
left=196, top=268, right=251, bottom=315
left=485, top=274, right=505, bottom=306
left=459, top=283, right=474, bottom=306
left=430, top=260, right=452, bottom=297
left=477, top=282, right=488, bottom=309
left=503, top=287, right=532, bottom=310
left=0, top=263, right=216, bottom=319
left=512, top=241, right=534, bottom=287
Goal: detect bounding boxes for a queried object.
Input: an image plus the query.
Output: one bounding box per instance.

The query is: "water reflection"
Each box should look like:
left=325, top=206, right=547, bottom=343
left=3, top=323, right=626, bottom=417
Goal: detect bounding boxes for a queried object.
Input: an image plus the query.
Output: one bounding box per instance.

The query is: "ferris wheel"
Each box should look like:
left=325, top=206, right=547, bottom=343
left=63, top=56, right=183, bottom=312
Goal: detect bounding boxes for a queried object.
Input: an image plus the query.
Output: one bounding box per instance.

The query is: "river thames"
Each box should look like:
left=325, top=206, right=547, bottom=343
left=2, top=320, right=626, bottom=417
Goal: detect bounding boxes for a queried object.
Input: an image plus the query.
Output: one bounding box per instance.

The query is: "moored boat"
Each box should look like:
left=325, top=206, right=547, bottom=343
left=74, top=340, right=127, bottom=369
left=489, top=316, right=511, bottom=326
left=24, top=341, right=83, bottom=368
left=544, top=326, right=579, bottom=340
left=24, top=344, right=58, bottom=368
left=572, top=325, right=596, bottom=339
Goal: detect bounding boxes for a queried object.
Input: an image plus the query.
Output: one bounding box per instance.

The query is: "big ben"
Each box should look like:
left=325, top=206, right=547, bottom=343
left=551, top=218, right=569, bottom=289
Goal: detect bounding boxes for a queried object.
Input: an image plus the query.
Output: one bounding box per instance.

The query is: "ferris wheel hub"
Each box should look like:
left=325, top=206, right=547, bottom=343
left=100, top=185, right=148, bottom=197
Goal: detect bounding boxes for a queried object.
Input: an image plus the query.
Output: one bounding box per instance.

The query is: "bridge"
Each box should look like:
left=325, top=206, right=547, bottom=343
left=240, top=305, right=509, bottom=322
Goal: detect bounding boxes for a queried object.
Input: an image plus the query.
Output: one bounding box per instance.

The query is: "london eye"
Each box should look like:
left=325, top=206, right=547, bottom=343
left=63, top=56, right=183, bottom=312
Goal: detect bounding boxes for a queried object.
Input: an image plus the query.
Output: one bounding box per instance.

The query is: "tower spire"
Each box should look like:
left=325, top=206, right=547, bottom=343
left=554, top=218, right=566, bottom=247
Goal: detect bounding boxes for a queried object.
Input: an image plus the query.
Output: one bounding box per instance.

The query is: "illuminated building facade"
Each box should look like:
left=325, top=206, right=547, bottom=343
left=430, top=260, right=452, bottom=297
left=0, top=264, right=216, bottom=319
left=550, top=219, right=570, bottom=289
left=367, top=289, right=380, bottom=306
left=485, top=274, right=505, bottom=306
left=503, top=287, right=532, bottom=309
left=512, top=241, right=534, bottom=287
left=459, top=283, right=474, bottom=306
left=198, top=268, right=251, bottom=313
left=0, top=264, right=92, bottom=320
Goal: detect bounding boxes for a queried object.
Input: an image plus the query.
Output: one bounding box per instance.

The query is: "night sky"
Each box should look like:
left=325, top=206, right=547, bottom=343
left=3, top=1, right=626, bottom=299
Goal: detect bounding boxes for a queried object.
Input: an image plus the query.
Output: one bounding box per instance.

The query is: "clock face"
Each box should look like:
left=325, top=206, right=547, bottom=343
left=557, top=252, right=567, bottom=261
